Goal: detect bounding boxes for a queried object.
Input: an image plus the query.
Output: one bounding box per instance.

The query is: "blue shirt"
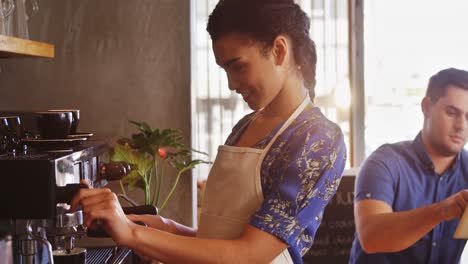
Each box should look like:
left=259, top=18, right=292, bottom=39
left=225, top=106, right=347, bottom=264
left=350, top=133, right=468, bottom=264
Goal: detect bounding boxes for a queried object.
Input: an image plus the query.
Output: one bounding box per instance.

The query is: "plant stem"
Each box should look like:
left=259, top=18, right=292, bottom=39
left=148, top=165, right=153, bottom=202
left=159, top=168, right=187, bottom=212
left=151, top=159, right=159, bottom=206
left=145, top=179, right=151, bottom=205
left=155, top=160, right=166, bottom=207
left=119, top=180, right=127, bottom=197
left=117, top=194, right=138, bottom=207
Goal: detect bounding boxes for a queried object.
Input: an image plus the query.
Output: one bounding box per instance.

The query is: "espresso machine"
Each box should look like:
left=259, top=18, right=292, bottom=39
left=0, top=141, right=140, bottom=264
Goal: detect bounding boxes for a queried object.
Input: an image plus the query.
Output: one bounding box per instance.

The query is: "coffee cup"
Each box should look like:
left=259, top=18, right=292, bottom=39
left=0, top=116, right=23, bottom=138
left=0, top=118, right=9, bottom=136
left=47, top=109, right=80, bottom=134
left=0, top=116, right=23, bottom=151
left=53, top=248, right=86, bottom=264
left=35, top=111, right=72, bottom=139
left=0, top=119, right=8, bottom=154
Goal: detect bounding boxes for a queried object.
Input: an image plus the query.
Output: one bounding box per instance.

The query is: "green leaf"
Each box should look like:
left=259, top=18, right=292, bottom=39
left=121, top=170, right=146, bottom=191
left=130, top=120, right=153, bottom=137
left=132, top=133, right=154, bottom=155
left=112, top=120, right=211, bottom=206
left=187, top=159, right=212, bottom=168
left=190, top=148, right=210, bottom=156
left=112, top=143, right=138, bottom=164
left=170, top=159, right=211, bottom=172
left=111, top=142, right=153, bottom=189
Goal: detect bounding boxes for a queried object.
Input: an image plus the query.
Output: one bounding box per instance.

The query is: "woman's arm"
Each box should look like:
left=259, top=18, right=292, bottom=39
left=127, top=214, right=197, bottom=237
left=129, top=224, right=287, bottom=264
left=71, top=188, right=288, bottom=264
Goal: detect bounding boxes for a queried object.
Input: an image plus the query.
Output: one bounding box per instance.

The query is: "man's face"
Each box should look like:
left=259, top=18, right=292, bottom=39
left=423, top=85, right=468, bottom=156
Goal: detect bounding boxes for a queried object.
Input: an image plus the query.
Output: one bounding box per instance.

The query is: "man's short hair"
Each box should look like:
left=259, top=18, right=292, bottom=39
left=426, top=68, right=468, bottom=102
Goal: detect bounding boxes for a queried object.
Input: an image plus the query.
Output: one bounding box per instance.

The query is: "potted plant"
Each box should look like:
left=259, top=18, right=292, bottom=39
left=111, top=121, right=210, bottom=212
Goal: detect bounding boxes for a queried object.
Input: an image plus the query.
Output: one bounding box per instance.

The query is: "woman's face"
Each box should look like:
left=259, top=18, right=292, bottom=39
left=213, top=33, right=286, bottom=110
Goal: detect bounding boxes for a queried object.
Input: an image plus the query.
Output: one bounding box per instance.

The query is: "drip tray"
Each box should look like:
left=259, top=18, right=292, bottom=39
left=87, top=247, right=113, bottom=263
left=77, top=237, right=132, bottom=264
left=86, top=247, right=132, bottom=264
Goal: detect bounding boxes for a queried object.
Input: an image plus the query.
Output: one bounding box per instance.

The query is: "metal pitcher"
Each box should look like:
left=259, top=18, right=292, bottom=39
left=0, top=233, right=13, bottom=264
left=5, top=0, right=38, bottom=39
left=0, top=0, right=14, bottom=35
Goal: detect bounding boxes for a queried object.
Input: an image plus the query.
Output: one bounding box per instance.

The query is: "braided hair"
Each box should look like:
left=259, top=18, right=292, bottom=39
left=206, top=0, right=317, bottom=101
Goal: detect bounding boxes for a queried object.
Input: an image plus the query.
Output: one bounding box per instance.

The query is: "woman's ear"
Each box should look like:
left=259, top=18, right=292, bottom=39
left=271, top=35, right=289, bottom=66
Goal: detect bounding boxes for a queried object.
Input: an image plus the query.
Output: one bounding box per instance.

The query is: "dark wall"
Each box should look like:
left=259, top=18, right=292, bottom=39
left=0, top=0, right=194, bottom=226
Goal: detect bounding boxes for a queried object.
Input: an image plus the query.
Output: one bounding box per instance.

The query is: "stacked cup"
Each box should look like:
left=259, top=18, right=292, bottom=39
left=0, top=109, right=81, bottom=153
left=35, top=109, right=80, bottom=139
left=45, top=109, right=80, bottom=136
left=0, top=116, right=24, bottom=153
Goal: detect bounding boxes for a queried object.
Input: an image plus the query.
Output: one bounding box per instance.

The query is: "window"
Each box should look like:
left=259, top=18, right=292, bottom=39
left=363, top=0, right=468, bottom=156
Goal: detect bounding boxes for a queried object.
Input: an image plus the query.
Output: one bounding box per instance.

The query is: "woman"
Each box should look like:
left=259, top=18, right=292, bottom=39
left=71, top=0, right=346, bottom=263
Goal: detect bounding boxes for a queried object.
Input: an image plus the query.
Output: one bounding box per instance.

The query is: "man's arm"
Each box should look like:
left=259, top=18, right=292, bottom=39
left=355, top=190, right=468, bottom=253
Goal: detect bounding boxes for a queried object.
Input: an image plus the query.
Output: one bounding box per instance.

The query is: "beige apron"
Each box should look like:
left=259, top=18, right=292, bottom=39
left=198, top=95, right=311, bottom=264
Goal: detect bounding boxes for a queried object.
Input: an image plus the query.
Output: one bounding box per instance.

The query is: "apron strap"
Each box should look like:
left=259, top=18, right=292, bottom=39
left=263, top=94, right=311, bottom=152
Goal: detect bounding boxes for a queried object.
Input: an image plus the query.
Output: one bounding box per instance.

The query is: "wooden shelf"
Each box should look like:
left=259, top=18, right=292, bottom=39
left=0, top=34, right=54, bottom=58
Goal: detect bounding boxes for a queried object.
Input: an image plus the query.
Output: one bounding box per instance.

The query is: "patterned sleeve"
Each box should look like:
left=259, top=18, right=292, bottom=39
left=249, top=116, right=347, bottom=253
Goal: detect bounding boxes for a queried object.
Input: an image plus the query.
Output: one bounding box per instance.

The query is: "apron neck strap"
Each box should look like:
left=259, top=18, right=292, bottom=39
left=263, top=94, right=311, bottom=151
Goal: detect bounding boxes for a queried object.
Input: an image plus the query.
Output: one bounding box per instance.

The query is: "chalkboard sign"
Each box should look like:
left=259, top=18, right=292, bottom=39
left=303, top=175, right=356, bottom=264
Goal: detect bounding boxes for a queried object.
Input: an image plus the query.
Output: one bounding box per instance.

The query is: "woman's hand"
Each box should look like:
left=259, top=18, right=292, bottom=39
left=70, top=186, right=136, bottom=247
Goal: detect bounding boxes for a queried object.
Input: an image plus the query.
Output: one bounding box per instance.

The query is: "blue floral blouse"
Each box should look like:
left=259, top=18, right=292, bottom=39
left=225, top=105, right=347, bottom=264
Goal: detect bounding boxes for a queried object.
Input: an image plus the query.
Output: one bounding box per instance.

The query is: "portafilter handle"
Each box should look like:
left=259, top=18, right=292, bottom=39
left=55, top=183, right=89, bottom=204
left=55, top=161, right=131, bottom=205
left=99, top=162, right=131, bottom=181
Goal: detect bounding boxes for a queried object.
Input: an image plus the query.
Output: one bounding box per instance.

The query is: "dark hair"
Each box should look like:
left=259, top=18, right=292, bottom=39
left=206, top=0, right=317, bottom=101
left=426, top=68, right=468, bottom=102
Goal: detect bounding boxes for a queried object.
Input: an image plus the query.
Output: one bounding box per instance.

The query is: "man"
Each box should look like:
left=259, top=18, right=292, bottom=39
left=349, top=68, right=468, bottom=263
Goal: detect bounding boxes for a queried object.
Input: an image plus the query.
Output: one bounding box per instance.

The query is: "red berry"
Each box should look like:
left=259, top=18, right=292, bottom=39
left=158, top=148, right=167, bottom=159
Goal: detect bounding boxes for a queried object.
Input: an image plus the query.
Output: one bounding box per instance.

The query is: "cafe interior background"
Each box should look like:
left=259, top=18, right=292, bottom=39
left=0, top=0, right=467, bottom=262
